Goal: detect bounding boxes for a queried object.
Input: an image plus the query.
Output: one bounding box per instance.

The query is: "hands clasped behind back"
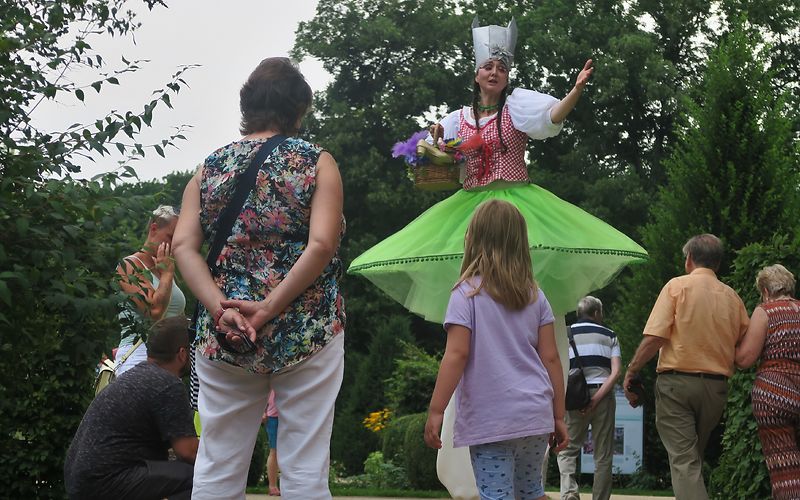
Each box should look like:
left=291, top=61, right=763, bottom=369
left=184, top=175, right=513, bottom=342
left=215, top=304, right=260, bottom=348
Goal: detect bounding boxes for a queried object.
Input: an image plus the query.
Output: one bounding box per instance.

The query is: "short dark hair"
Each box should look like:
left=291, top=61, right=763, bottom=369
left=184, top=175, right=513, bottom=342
left=146, top=316, right=191, bottom=363
left=239, top=57, right=312, bottom=136
left=682, top=234, right=723, bottom=271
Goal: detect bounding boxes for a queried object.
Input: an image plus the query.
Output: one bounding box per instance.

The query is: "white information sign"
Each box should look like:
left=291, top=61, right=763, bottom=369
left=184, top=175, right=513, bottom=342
left=580, top=386, right=644, bottom=474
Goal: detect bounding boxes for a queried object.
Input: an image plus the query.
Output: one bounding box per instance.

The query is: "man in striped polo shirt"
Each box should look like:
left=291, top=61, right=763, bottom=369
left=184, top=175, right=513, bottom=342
left=557, top=296, right=621, bottom=500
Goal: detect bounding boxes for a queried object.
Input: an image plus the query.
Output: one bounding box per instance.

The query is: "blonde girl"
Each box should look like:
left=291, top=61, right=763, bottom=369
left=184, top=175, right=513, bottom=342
left=424, top=199, right=568, bottom=500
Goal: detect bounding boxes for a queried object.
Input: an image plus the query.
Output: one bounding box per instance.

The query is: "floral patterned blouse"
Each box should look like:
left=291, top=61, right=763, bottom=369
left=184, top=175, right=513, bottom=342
left=196, top=137, right=345, bottom=374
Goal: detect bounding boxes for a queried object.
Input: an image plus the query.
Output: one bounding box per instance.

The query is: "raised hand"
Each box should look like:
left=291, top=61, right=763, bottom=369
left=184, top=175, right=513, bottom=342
left=154, top=242, right=175, bottom=274
left=575, top=59, right=594, bottom=90
left=429, top=123, right=444, bottom=143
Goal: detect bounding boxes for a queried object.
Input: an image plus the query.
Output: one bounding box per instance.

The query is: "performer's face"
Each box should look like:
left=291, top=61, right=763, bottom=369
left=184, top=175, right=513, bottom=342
left=475, top=59, right=509, bottom=96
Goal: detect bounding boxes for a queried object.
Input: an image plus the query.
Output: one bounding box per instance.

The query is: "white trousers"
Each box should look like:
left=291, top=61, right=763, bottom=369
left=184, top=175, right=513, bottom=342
left=192, top=334, right=344, bottom=500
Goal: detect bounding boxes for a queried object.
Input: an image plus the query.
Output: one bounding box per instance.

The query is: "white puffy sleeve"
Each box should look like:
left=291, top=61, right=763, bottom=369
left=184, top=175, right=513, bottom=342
left=425, top=108, right=462, bottom=144
left=506, top=88, right=563, bottom=140
left=439, top=108, right=462, bottom=140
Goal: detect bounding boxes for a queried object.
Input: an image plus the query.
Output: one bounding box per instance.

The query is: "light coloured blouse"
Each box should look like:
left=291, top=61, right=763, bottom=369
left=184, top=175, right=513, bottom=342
left=438, top=88, right=563, bottom=140
left=116, top=256, right=186, bottom=374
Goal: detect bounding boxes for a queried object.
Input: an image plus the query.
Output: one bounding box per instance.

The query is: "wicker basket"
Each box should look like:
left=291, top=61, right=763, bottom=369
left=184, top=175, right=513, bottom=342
left=412, top=135, right=461, bottom=191
left=414, top=165, right=461, bottom=191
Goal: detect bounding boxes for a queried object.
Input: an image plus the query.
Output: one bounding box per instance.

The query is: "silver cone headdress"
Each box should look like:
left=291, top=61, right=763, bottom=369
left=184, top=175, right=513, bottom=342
left=472, top=17, right=518, bottom=70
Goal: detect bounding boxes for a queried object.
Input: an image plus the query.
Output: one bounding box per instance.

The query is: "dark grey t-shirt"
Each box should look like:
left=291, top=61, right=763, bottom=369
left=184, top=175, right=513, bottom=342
left=64, top=362, right=196, bottom=495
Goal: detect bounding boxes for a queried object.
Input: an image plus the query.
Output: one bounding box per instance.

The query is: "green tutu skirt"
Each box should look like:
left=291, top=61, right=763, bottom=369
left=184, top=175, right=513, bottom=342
left=348, top=182, right=648, bottom=321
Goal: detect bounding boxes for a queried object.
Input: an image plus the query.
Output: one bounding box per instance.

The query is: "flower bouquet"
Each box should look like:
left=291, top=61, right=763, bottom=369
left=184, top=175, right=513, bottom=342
left=391, top=130, right=465, bottom=191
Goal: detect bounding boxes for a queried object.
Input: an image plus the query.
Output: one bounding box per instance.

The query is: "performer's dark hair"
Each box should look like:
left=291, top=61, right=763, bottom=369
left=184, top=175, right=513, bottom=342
left=472, top=82, right=509, bottom=152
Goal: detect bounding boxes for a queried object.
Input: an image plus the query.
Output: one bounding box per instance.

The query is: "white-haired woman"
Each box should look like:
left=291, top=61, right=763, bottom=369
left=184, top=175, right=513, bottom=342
left=116, top=205, right=186, bottom=374
left=736, top=264, right=800, bottom=500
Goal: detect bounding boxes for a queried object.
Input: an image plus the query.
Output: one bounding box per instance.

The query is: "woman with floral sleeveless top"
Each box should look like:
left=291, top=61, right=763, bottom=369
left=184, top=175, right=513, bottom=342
left=736, top=264, right=800, bottom=500
left=173, top=57, right=345, bottom=500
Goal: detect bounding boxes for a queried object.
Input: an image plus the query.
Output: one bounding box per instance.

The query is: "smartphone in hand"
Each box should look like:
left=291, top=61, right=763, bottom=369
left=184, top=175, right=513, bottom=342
left=214, top=329, right=256, bottom=354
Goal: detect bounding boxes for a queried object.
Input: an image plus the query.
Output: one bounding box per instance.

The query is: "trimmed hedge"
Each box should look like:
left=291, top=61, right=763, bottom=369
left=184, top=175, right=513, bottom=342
left=402, top=413, right=441, bottom=490
left=382, top=414, right=420, bottom=465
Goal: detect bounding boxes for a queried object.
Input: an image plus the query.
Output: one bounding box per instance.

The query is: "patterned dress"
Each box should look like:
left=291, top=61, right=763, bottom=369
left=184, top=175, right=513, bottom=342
left=752, top=299, right=800, bottom=499
left=196, top=137, right=345, bottom=374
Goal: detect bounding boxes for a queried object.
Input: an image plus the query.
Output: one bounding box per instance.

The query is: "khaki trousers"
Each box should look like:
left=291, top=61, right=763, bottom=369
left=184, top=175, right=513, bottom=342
left=557, top=388, right=616, bottom=500
left=655, top=373, right=727, bottom=500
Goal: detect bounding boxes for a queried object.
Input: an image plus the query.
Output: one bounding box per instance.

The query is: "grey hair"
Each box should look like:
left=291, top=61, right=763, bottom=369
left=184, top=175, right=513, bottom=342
left=756, top=264, right=795, bottom=299
left=682, top=234, right=723, bottom=271
left=150, top=205, right=179, bottom=228
left=577, top=295, right=603, bottom=318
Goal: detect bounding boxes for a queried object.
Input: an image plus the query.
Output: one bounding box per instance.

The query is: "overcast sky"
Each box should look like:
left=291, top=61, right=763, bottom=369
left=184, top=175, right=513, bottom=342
left=32, top=0, right=329, bottom=181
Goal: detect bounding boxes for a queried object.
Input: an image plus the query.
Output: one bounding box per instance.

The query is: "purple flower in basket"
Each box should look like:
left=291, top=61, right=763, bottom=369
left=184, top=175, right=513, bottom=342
left=391, top=130, right=429, bottom=167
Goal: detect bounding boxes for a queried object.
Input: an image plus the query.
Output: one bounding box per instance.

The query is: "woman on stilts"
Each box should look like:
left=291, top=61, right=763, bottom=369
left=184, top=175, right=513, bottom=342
left=349, top=16, right=648, bottom=499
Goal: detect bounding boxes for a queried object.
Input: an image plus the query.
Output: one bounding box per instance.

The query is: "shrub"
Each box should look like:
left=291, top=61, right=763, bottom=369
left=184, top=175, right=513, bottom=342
left=0, top=1, right=189, bottom=496
left=363, top=451, right=409, bottom=489
left=402, top=413, right=442, bottom=490
left=331, top=315, right=412, bottom=473
left=382, top=413, right=420, bottom=465
left=384, top=341, right=440, bottom=415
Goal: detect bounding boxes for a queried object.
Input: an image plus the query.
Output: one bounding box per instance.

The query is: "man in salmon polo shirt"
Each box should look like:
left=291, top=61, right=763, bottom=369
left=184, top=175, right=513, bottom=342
left=623, top=234, right=749, bottom=500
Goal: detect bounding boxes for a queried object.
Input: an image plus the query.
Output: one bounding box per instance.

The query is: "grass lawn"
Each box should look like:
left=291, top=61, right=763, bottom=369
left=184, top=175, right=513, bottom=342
left=603, top=488, right=674, bottom=497
left=246, top=486, right=450, bottom=497
left=247, top=486, right=674, bottom=497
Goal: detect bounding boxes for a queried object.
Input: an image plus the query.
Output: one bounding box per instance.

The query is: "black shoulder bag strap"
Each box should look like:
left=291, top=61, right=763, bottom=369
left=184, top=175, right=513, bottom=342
left=190, top=135, right=286, bottom=326
left=206, top=135, right=286, bottom=272
left=567, top=325, right=586, bottom=371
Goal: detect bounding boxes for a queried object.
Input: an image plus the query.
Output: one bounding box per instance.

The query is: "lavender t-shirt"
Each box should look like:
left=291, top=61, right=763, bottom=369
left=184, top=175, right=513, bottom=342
left=445, top=278, right=556, bottom=447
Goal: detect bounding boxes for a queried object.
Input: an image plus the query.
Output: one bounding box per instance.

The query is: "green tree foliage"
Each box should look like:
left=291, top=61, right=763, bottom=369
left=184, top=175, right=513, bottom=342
left=0, top=1, right=190, bottom=495
left=117, top=170, right=194, bottom=208
left=384, top=341, right=440, bottom=415
left=401, top=413, right=441, bottom=490
left=719, top=0, right=800, bottom=93
left=613, top=24, right=800, bottom=481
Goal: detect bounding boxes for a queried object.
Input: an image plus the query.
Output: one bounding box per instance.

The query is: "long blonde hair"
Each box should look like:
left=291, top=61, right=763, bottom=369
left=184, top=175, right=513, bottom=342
left=457, top=199, right=538, bottom=310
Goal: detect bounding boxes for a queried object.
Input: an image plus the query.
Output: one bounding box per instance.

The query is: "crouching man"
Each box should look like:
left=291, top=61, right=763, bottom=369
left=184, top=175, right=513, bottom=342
left=65, top=316, right=198, bottom=500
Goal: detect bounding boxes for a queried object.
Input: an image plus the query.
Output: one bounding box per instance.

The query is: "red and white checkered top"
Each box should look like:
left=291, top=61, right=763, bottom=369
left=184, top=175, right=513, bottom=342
left=459, top=105, right=529, bottom=190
